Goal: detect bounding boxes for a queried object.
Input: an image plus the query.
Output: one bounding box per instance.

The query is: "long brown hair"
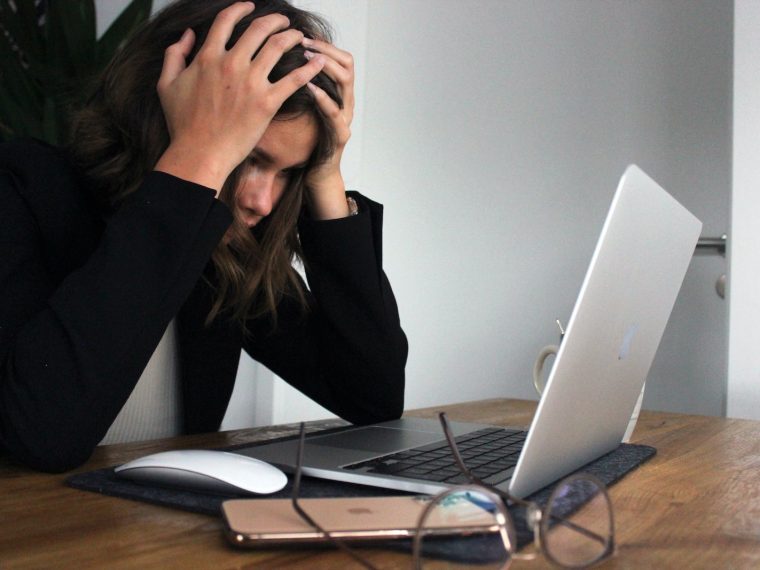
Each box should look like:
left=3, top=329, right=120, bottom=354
left=68, top=0, right=342, bottom=327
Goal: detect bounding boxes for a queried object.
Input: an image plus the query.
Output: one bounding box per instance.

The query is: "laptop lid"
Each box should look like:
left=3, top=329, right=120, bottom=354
left=241, top=165, right=701, bottom=498
left=508, top=164, right=702, bottom=497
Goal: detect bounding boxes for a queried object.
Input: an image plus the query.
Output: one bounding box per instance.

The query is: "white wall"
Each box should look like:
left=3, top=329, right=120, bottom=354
left=235, top=0, right=735, bottom=425
left=727, top=0, right=760, bottom=420
left=95, top=0, right=170, bottom=37
left=360, top=0, right=732, bottom=412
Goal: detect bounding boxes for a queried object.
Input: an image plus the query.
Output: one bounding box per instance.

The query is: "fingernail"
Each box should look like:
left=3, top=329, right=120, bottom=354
left=306, top=82, right=318, bottom=93
left=302, top=37, right=314, bottom=47
left=303, top=50, right=315, bottom=60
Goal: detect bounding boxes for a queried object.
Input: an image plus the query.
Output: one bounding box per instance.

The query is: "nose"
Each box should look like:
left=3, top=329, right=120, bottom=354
left=237, top=171, right=276, bottom=225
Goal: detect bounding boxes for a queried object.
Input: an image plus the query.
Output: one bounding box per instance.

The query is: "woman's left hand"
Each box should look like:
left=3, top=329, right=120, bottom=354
left=301, top=38, right=355, bottom=220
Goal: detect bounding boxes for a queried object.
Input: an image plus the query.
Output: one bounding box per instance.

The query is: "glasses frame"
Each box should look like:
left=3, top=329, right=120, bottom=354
left=290, top=414, right=616, bottom=569
left=291, top=422, right=379, bottom=570
left=411, top=484, right=515, bottom=569
left=425, top=412, right=616, bottom=568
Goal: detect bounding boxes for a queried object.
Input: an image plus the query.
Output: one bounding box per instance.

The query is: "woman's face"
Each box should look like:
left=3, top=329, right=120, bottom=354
left=234, top=113, right=318, bottom=228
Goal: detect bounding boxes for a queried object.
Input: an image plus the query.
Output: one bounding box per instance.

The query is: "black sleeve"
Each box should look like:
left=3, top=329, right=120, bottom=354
left=0, top=170, right=232, bottom=472
left=241, top=192, right=408, bottom=425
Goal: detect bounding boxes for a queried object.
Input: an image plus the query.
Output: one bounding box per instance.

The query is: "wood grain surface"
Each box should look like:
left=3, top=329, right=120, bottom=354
left=2, top=399, right=759, bottom=569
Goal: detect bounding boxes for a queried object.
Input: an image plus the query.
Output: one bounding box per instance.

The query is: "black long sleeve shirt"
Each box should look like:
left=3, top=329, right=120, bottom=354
left=0, top=140, right=407, bottom=472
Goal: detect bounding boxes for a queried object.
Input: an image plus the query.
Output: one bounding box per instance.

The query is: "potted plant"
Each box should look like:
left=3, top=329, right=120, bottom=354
left=0, top=0, right=152, bottom=145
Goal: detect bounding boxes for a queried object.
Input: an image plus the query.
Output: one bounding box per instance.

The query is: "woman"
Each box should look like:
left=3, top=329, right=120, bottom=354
left=0, top=0, right=407, bottom=472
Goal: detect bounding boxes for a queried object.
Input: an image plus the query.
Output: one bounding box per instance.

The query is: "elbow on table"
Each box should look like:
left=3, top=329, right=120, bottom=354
left=1, top=399, right=98, bottom=473
left=15, top=444, right=93, bottom=474
left=364, top=333, right=408, bottom=423
left=357, top=386, right=405, bottom=425
left=1, top=428, right=95, bottom=473
left=18, top=447, right=93, bottom=474
left=341, top=394, right=404, bottom=426
left=345, top=318, right=408, bottom=425
left=342, top=356, right=407, bottom=425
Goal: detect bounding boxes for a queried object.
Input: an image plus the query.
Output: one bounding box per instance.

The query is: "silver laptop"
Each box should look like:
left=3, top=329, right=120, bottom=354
left=239, top=165, right=702, bottom=498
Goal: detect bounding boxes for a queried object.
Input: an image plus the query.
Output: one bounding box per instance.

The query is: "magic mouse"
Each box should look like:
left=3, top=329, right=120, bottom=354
left=114, top=449, right=288, bottom=495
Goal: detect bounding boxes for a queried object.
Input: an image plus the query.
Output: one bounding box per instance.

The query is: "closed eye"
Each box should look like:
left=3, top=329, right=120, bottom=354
left=279, top=166, right=303, bottom=179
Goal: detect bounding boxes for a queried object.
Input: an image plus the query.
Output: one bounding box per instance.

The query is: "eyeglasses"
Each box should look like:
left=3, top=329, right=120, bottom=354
left=290, top=414, right=615, bottom=569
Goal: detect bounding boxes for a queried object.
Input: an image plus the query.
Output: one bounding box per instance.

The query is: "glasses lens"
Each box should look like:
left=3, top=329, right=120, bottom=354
left=541, top=475, right=613, bottom=567
left=413, top=487, right=513, bottom=569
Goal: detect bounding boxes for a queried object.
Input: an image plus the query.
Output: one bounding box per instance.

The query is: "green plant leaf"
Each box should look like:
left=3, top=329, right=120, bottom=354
left=0, top=41, right=44, bottom=117
left=1, top=0, right=153, bottom=145
left=0, top=83, right=43, bottom=142
left=0, top=0, right=44, bottom=63
left=46, top=0, right=97, bottom=78
left=41, top=95, right=60, bottom=144
left=0, top=19, right=46, bottom=107
left=97, top=0, right=152, bottom=67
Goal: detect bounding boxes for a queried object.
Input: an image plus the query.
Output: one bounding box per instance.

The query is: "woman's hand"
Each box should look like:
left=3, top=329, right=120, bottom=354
left=154, top=2, right=326, bottom=193
left=301, top=37, right=355, bottom=220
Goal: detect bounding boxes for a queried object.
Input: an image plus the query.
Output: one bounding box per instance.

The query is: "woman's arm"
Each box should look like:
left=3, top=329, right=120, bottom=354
left=242, top=192, right=408, bottom=424
left=0, top=3, right=327, bottom=472
left=0, top=156, right=231, bottom=472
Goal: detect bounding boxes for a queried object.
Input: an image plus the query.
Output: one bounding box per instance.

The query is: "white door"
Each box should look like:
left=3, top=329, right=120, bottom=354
left=634, top=0, right=732, bottom=416
left=646, top=242, right=728, bottom=416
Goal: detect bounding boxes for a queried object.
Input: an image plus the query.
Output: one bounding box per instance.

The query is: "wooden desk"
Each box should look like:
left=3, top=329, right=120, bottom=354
left=2, top=399, right=759, bottom=569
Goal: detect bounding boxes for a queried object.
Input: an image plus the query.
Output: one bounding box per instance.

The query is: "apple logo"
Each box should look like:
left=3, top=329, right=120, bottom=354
left=618, top=323, right=639, bottom=360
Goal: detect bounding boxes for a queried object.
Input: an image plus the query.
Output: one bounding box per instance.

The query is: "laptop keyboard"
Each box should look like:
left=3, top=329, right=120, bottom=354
left=342, top=427, right=527, bottom=486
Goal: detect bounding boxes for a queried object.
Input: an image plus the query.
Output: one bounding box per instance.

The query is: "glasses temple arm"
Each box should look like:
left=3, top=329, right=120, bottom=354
left=291, top=423, right=379, bottom=570
left=545, top=511, right=611, bottom=546
left=437, top=413, right=610, bottom=548
left=438, top=412, right=530, bottom=508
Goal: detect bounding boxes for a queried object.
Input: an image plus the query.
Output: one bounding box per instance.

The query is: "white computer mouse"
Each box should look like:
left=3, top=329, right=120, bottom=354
left=114, top=449, right=288, bottom=495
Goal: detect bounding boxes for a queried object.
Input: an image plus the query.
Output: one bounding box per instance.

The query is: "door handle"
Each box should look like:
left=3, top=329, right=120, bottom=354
left=694, top=235, right=727, bottom=299
left=696, top=234, right=727, bottom=255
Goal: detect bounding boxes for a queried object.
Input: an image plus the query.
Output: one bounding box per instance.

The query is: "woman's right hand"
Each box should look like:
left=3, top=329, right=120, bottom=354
left=154, top=2, right=325, bottom=194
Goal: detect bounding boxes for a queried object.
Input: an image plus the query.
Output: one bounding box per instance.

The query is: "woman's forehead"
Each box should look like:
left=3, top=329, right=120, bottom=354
left=253, top=114, right=318, bottom=168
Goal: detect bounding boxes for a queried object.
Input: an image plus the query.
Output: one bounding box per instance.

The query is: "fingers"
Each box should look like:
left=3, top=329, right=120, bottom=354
left=269, top=55, right=326, bottom=102
left=297, top=40, right=354, bottom=204
left=306, top=81, right=340, bottom=118
left=201, top=1, right=255, bottom=56
left=304, top=48, right=352, bottom=89
left=221, top=11, right=324, bottom=103
left=249, top=28, right=306, bottom=76
left=157, top=27, right=196, bottom=92
left=306, top=81, right=350, bottom=145
left=231, top=13, right=291, bottom=63
left=302, top=38, right=354, bottom=117
left=302, top=37, right=353, bottom=70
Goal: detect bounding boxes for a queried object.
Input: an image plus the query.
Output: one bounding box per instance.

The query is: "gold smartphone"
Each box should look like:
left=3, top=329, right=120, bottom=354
left=222, top=495, right=497, bottom=547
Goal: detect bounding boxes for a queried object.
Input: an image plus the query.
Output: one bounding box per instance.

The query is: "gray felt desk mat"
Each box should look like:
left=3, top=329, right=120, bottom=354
left=66, top=439, right=655, bottom=563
